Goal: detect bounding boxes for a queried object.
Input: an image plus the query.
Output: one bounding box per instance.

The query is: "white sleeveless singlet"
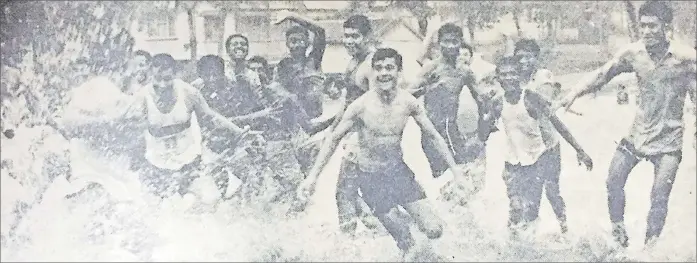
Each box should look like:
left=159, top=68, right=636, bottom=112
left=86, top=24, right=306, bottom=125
left=500, top=90, right=559, bottom=166
left=144, top=83, right=202, bottom=170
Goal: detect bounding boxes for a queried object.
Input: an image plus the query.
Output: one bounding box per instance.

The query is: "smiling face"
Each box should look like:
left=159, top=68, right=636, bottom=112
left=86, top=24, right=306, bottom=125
left=343, top=27, right=367, bottom=57
left=372, top=57, right=400, bottom=92
left=227, top=36, right=249, bottom=60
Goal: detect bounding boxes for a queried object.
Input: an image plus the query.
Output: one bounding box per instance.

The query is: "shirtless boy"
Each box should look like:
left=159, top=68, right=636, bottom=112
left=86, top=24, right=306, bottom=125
left=298, top=48, right=466, bottom=259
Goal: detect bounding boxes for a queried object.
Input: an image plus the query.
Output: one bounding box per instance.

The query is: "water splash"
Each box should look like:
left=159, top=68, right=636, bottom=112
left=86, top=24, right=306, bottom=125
left=1, top=95, right=695, bottom=262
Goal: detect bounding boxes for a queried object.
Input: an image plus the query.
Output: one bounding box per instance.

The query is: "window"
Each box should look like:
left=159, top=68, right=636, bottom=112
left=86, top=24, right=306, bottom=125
left=146, top=14, right=177, bottom=39
left=203, top=15, right=224, bottom=42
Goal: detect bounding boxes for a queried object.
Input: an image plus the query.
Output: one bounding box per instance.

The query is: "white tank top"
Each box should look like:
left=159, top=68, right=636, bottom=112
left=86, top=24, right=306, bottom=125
left=144, top=83, right=202, bottom=170
left=500, top=90, right=559, bottom=165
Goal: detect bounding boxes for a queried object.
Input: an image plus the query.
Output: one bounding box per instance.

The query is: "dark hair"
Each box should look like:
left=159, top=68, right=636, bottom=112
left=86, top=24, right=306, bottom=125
left=225, top=34, right=249, bottom=54
left=285, top=25, right=309, bottom=38
left=638, top=1, right=673, bottom=24
left=371, top=48, right=403, bottom=70
left=437, top=23, right=463, bottom=42
left=496, top=56, right=519, bottom=73
left=197, top=55, right=225, bottom=77
left=461, top=42, right=474, bottom=55
left=343, top=15, right=371, bottom=36
left=247, top=56, right=269, bottom=69
left=133, top=50, right=152, bottom=61
left=514, top=38, right=541, bottom=57
left=151, top=53, right=177, bottom=71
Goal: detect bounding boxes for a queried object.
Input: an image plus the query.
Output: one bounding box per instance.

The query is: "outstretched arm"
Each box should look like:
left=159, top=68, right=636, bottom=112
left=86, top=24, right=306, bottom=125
left=187, top=86, right=248, bottom=137
left=559, top=48, right=634, bottom=109
left=306, top=101, right=361, bottom=181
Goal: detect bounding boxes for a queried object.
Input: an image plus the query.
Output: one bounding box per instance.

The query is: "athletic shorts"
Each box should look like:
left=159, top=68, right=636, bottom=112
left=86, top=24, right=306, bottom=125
left=355, top=161, right=427, bottom=215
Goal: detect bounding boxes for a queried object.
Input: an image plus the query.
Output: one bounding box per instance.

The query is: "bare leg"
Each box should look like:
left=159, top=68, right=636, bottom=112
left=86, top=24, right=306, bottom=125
left=606, top=146, right=641, bottom=247
left=645, top=153, right=681, bottom=245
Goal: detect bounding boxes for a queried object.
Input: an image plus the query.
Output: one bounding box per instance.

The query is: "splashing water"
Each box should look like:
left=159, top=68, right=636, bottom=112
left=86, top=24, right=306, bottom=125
left=1, top=92, right=695, bottom=262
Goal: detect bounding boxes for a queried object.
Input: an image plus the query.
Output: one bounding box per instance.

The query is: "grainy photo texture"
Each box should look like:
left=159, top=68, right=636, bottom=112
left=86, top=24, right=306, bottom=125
left=1, top=1, right=695, bottom=262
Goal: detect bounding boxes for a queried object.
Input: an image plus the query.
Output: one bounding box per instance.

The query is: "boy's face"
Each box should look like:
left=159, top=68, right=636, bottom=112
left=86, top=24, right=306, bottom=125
left=227, top=37, right=249, bottom=60
left=496, top=64, right=521, bottom=93
left=152, top=66, right=175, bottom=90
left=372, top=57, right=400, bottom=92
left=247, top=62, right=268, bottom=84
left=639, top=15, right=667, bottom=48
left=343, top=27, right=367, bottom=56
left=438, top=33, right=462, bottom=58
left=286, top=32, right=309, bottom=57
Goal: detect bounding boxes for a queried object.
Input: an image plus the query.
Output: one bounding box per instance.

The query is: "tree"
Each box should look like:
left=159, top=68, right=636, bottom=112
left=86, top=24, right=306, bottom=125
left=452, top=1, right=507, bottom=42
left=388, top=0, right=435, bottom=36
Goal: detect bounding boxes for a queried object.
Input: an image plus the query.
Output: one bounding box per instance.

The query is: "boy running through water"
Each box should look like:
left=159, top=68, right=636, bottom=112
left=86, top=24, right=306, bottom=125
left=408, top=24, right=486, bottom=203
left=492, top=56, right=593, bottom=237
left=558, top=1, right=696, bottom=247
left=120, top=54, right=254, bottom=202
left=298, top=48, right=466, bottom=260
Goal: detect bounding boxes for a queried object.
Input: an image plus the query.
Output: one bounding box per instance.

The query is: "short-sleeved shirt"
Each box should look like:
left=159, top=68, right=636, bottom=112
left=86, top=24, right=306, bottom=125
left=607, top=41, right=696, bottom=155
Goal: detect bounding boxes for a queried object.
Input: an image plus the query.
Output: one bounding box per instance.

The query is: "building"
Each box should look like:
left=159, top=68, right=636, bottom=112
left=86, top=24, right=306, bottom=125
left=130, top=0, right=393, bottom=65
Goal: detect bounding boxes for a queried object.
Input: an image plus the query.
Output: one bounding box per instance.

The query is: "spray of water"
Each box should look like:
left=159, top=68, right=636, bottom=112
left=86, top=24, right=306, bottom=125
left=1, top=92, right=694, bottom=262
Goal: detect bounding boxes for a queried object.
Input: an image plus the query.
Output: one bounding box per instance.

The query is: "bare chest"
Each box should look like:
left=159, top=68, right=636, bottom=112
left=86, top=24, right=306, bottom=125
left=360, top=100, right=411, bottom=135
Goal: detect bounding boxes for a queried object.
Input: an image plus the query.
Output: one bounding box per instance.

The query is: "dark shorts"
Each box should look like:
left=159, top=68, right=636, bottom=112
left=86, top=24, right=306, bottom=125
left=504, top=145, right=561, bottom=223
left=353, top=161, right=427, bottom=215
left=617, top=138, right=682, bottom=163
left=140, top=156, right=202, bottom=198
